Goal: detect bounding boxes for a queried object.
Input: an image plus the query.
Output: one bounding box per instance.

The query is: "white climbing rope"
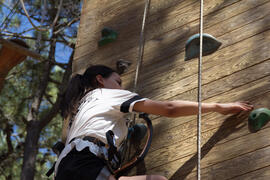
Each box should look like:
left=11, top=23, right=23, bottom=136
left=133, top=0, right=151, bottom=93
left=130, top=0, right=151, bottom=126
left=125, top=0, right=151, bottom=162
left=19, top=0, right=63, bottom=32
left=197, top=0, right=204, bottom=179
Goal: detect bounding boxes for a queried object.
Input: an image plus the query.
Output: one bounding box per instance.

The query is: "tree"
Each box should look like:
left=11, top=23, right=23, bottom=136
left=0, top=0, right=81, bottom=179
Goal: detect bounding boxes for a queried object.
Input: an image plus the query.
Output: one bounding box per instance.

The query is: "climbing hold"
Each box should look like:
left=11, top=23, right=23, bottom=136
left=98, top=27, right=118, bottom=47
left=185, top=33, right=222, bottom=61
left=116, top=59, right=132, bottom=75
left=248, top=108, right=270, bottom=132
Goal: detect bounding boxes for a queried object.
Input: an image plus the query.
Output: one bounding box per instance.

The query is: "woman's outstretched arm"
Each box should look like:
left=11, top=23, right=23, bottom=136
left=133, top=100, right=253, bottom=117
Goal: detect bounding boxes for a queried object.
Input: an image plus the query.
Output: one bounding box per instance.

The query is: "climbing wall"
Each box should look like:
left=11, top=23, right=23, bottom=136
left=73, top=0, right=270, bottom=179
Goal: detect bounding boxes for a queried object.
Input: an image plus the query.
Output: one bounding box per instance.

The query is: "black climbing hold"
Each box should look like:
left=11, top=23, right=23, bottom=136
left=98, top=27, right=118, bottom=47
left=116, top=59, right=132, bottom=75
left=248, top=108, right=270, bottom=133
left=185, top=33, right=222, bottom=61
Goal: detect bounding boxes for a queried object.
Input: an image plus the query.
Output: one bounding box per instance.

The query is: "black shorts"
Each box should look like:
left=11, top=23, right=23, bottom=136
left=55, top=147, right=111, bottom=180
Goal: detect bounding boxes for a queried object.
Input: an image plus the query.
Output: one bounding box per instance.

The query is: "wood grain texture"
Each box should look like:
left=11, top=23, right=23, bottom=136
left=146, top=116, right=270, bottom=179
left=178, top=145, right=270, bottom=180
left=74, top=0, right=270, bottom=179
left=74, top=0, right=269, bottom=74
left=149, top=60, right=270, bottom=152
left=230, top=165, right=270, bottom=180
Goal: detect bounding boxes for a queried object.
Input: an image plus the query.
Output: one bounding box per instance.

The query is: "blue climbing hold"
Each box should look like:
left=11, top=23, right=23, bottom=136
left=185, top=33, right=222, bottom=61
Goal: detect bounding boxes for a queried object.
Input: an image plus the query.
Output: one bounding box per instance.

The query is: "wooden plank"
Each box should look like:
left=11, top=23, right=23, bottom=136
left=149, top=60, right=270, bottom=142
left=145, top=29, right=270, bottom=126
left=121, top=28, right=270, bottom=173
left=78, top=0, right=211, bottom=48
left=75, top=0, right=198, bottom=54
left=120, top=6, right=270, bottom=93
left=149, top=60, right=270, bottom=152
left=75, top=1, right=270, bottom=179
left=142, top=30, right=270, bottom=101
left=83, top=0, right=124, bottom=13
left=74, top=1, right=270, bottom=82
left=180, top=146, right=270, bottom=180
left=128, top=74, right=270, bottom=176
left=145, top=120, right=270, bottom=178
left=75, top=0, right=144, bottom=55
left=73, top=0, right=269, bottom=71
left=82, top=0, right=196, bottom=21
left=149, top=75, right=270, bottom=149
left=229, top=165, right=270, bottom=180
left=74, top=0, right=243, bottom=58
left=121, top=2, right=270, bottom=89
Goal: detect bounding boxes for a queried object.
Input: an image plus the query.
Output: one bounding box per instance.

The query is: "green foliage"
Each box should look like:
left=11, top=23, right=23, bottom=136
left=0, top=0, right=81, bottom=179
left=0, top=60, right=64, bottom=179
left=0, top=53, right=66, bottom=179
left=0, top=0, right=3, bottom=14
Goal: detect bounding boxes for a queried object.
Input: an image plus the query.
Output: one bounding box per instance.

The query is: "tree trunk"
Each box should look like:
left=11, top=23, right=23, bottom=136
left=20, top=121, right=41, bottom=180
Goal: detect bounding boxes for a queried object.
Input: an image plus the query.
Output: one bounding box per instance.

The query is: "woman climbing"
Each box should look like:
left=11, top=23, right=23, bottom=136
left=55, top=65, right=253, bottom=180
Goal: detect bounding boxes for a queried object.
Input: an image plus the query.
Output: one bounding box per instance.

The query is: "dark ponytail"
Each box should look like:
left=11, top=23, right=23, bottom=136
left=60, top=65, right=115, bottom=118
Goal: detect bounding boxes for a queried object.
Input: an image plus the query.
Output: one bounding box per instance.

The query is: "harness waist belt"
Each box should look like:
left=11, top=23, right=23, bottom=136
left=82, top=136, right=106, bottom=147
left=69, top=136, right=106, bottom=147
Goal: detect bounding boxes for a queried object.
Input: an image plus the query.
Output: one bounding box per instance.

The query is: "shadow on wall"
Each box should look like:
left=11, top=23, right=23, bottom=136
left=94, top=0, right=190, bottom=175
left=169, top=86, right=270, bottom=179
left=169, top=113, right=248, bottom=180
left=78, top=0, right=196, bottom=83
left=74, top=0, right=145, bottom=73
left=167, top=1, right=269, bottom=179
left=77, top=0, right=270, bottom=176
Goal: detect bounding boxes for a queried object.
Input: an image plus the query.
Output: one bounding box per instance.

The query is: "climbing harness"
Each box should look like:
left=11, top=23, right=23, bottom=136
left=47, top=0, right=153, bottom=178
left=106, top=130, right=122, bottom=171
left=19, top=0, right=63, bottom=32
left=114, top=114, right=153, bottom=177
left=46, top=113, right=153, bottom=178
left=111, top=0, right=153, bottom=177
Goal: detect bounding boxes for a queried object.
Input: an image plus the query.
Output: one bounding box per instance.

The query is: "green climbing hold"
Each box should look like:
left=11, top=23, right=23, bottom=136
left=185, top=33, right=222, bottom=61
left=98, top=27, right=118, bottom=47
left=248, top=108, right=270, bottom=132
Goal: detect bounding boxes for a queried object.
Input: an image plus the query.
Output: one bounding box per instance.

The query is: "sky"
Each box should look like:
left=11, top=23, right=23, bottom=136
left=0, top=0, right=78, bottom=64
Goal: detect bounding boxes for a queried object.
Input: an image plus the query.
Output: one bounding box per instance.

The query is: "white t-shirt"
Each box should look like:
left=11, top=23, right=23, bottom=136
left=66, top=88, right=147, bottom=147
left=55, top=88, right=147, bottom=175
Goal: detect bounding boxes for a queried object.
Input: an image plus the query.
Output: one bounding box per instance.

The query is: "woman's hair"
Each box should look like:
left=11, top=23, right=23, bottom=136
left=60, top=65, right=115, bottom=118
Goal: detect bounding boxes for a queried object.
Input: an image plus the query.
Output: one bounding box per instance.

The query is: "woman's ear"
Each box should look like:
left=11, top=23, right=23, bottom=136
left=96, top=75, right=104, bottom=87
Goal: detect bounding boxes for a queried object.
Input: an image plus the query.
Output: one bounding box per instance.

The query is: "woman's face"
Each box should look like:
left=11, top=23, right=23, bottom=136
left=97, top=72, right=123, bottom=89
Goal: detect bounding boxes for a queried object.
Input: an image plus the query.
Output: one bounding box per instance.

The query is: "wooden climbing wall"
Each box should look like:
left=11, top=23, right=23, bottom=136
left=73, top=0, right=270, bottom=179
